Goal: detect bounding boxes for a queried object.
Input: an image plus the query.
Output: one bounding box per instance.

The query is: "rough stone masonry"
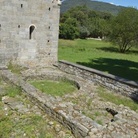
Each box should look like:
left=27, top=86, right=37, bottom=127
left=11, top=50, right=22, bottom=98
left=0, top=0, right=61, bottom=67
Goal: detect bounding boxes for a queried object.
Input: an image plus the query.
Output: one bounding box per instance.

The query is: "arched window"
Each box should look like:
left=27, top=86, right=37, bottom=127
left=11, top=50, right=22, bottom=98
left=29, top=25, right=35, bottom=39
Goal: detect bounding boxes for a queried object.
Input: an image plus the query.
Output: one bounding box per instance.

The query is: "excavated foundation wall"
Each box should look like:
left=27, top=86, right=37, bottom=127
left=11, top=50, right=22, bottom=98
left=1, top=69, right=102, bottom=138
left=1, top=65, right=138, bottom=137
left=58, top=60, right=138, bottom=101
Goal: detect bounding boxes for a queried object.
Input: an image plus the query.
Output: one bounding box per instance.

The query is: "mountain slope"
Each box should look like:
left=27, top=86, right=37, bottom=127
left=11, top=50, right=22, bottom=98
left=61, top=0, right=125, bottom=14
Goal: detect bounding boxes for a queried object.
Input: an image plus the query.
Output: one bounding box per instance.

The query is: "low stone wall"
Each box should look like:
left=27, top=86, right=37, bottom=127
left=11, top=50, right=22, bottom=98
left=1, top=68, right=138, bottom=137
left=58, top=60, right=138, bottom=101
left=0, top=65, right=7, bottom=70
left=1, top=70, right=102, bottom=138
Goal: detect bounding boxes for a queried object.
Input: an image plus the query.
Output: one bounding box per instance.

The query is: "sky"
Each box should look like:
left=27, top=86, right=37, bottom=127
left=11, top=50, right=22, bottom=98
left=97, top=0, right=138, bottom=8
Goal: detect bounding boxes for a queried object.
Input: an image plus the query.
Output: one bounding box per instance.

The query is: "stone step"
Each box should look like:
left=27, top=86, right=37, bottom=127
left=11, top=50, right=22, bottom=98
left=0, top=65, right=8, bottom=70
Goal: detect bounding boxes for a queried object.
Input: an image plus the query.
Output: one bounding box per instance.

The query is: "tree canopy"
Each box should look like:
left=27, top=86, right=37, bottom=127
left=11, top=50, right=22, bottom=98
left=59, top=6, right=113, bottom=39
left=59, top=6, right=138, bottom=53
left=60, top=0, right=124, bottom=15
left=109, top=8, right=138, bottom=53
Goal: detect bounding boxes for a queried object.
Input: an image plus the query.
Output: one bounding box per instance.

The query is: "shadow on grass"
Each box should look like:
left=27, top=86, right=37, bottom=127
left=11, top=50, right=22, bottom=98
left=96, top=47, right=119, bottom=53
left=97, top=47, right=138, bottom=54
left=77, top=58, right=138, bottom=82
left=77, top=58, right=138, bottom=102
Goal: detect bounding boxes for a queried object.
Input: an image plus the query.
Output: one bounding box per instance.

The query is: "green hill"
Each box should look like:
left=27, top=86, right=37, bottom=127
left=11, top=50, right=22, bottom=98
left=61, top=0, right=125, bottom=15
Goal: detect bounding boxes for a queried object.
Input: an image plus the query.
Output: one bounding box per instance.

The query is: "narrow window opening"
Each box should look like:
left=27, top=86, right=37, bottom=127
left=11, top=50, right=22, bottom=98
left=49, top=7, right=51, bottom=11
left=18, top=25, right=20, bottom=28
left=29, top=25, right=35, bottom=39
left=48, top=40, right=50, bottom=43
left=21, top=4, right=23, bottom=8
left=49, top=26, right=50, bottom=29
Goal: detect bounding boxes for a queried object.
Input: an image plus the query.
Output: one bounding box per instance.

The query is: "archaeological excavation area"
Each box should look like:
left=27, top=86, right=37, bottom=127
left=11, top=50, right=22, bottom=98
left=0, top=61, right=138, bottom=138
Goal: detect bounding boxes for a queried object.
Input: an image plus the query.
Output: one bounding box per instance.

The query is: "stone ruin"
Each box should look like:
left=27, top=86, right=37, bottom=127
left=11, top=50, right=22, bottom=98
left=0, top=1, right=138, bottom=138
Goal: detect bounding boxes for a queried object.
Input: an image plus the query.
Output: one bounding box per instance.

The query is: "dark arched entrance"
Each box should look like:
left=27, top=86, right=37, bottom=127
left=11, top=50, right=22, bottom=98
left=29, top=25, right=35, bottom=39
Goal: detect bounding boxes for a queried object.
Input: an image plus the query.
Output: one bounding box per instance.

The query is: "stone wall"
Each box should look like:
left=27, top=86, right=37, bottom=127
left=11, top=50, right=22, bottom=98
left=58, top=60, right=138, bottom=101
left=1, top=68, right=138, bottom=137
left=0, top=0, right=60, bottom=67
left=1, top=70, right=102, bottom=138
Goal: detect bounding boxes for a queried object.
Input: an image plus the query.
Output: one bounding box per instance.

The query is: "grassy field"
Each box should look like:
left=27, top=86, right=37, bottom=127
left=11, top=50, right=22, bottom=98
left=58, top=39, right=138, bottom=82
left=0, top=78, right=73, bottom=138
left=29, top=80, right=77, bottom=97
left=97, top=86, right=138, bottom=111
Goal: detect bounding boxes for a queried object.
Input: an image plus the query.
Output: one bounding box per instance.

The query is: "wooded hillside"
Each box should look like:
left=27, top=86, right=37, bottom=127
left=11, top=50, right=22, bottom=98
left=61, top=0, right=125, bottom=15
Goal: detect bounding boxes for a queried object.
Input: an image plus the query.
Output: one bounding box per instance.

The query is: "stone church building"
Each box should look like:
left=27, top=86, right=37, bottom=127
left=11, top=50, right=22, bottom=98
left=0, top=0, right=61, bottom=67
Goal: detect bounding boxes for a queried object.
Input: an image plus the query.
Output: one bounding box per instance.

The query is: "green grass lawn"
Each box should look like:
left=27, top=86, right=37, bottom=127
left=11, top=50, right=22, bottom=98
left=30, top=80, right=77, bottom=96
left=58, top=39, right=138, bottom=82
left=97, top=86, right=138, bottom=111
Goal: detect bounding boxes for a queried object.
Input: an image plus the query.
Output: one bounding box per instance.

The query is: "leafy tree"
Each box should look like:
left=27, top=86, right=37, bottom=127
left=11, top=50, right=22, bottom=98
left=98, top=19, right=112, bottom=38
left=69, top=6, right=90, bottom=39
left=79, top=26, right=90, bottom=39
left=59, top=5, right=113, bottom=39
left=109, top=8, right=138, bottom=53
left=59, top=18, right=79, bottom=40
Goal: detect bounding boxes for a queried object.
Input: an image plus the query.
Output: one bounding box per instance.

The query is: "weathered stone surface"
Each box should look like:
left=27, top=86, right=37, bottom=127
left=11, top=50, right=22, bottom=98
left=55, top=124, right=62, bottom=132
left=58, top=60, right=138, bottom=101
left=0, top=83, right=74, bottom=138
left=0, top=87, right=8, bottom=96
left=2, top=96, right=29, bottom=113
left=58, top=131, right=66, bottom=137
left=1, top=68, right=138, bottom=138
left=0, top=0, right=61, bottom=67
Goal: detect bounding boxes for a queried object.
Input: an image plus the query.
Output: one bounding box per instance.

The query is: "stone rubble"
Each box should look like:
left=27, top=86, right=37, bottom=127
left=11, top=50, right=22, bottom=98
left=0, top=80, right=74, bottom=138
left=1, top=68, right=138, bottom=138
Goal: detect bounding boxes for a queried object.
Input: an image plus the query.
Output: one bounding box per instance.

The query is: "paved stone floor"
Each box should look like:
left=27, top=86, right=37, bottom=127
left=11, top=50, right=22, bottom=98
left=62, top=89, right=138, bottom=138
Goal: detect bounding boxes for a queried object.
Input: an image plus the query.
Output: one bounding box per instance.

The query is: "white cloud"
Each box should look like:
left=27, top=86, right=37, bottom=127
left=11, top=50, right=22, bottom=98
left=110, top=2, right=115, bottom=5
